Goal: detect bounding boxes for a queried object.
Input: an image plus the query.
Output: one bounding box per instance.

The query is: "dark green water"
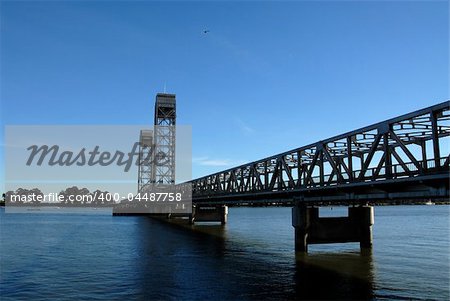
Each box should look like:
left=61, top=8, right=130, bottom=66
left=1, top=205, right=449, bottom=300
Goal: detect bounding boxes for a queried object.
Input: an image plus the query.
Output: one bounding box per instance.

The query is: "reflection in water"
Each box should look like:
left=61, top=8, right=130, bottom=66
left=132, top=218, right=232, bottom=300
left=132, top=217, right=374, bottom=300
left=295, top=250, right=374, bottom=299
left=1, top=206, right=447, bottom=300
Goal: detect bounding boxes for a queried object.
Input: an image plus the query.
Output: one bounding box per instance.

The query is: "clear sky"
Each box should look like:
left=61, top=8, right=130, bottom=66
left=0, top=0, right=448, bottom=193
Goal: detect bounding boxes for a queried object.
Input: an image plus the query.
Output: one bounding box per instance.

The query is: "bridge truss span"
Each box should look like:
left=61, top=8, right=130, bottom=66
left=191, top=101, right=450, bottom=204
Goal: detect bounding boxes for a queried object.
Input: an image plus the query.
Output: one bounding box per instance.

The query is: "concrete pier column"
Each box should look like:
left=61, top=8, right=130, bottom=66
left=220, top=205, right=228, bottom=225
left=292, top=205, right=318, bottom=252
left=292, top=204, right=374, bottom=252
left=349, top=206, right=374, bottom=249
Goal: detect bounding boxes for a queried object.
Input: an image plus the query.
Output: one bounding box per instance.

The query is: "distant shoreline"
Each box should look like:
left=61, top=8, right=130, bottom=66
left=1, top=200, right=449, bottom=208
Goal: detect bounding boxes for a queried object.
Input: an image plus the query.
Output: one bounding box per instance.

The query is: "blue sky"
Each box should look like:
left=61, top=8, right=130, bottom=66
left=0, top=0, right=448, bottom=192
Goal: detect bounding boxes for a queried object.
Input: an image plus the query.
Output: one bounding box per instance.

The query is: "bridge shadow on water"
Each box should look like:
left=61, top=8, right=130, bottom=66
left=294, top=250, right=374, bottom=300
left=130, top=216, right=375, bottom=300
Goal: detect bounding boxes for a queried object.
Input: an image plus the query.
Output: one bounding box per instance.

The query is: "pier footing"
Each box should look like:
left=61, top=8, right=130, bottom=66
left=292, top=205, right=374, bottom=252
left=189, top=205, right=228, bottom=224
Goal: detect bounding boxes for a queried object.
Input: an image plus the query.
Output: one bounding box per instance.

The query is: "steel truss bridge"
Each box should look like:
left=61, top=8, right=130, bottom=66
left=189, top=101, right=450, bottom=205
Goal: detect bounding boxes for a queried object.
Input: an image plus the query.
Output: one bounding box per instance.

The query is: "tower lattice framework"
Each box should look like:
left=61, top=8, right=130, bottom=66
left=137, top=129, right=155, bottom=192
left=153, top=93, right=176, bottom=184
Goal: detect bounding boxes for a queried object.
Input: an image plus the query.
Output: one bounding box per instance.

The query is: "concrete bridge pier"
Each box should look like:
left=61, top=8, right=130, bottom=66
left=292, top=204, right=374, bottom=252
left=189, top=205, right=228, bottom=224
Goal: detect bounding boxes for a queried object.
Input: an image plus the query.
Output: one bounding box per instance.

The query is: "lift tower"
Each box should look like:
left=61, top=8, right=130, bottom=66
left=137, top=129, right=155, bottom=192
left=153, top=93, right=176, bottom=184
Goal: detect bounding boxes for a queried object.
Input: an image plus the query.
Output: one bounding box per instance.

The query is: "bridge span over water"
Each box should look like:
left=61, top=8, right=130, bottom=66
left=190, top=101, right=449, bottom=204
left=186, top=101, right=449, bottom=251
left=115, top=100, right=449, bottom=252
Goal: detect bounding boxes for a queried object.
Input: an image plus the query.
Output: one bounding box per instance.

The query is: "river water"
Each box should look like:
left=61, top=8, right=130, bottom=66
left=0, top=205, right=449, bottom=300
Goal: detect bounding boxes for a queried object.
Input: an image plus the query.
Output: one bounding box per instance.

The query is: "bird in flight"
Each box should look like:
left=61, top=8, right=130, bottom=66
left=203, top=30, right=210, bottom=34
